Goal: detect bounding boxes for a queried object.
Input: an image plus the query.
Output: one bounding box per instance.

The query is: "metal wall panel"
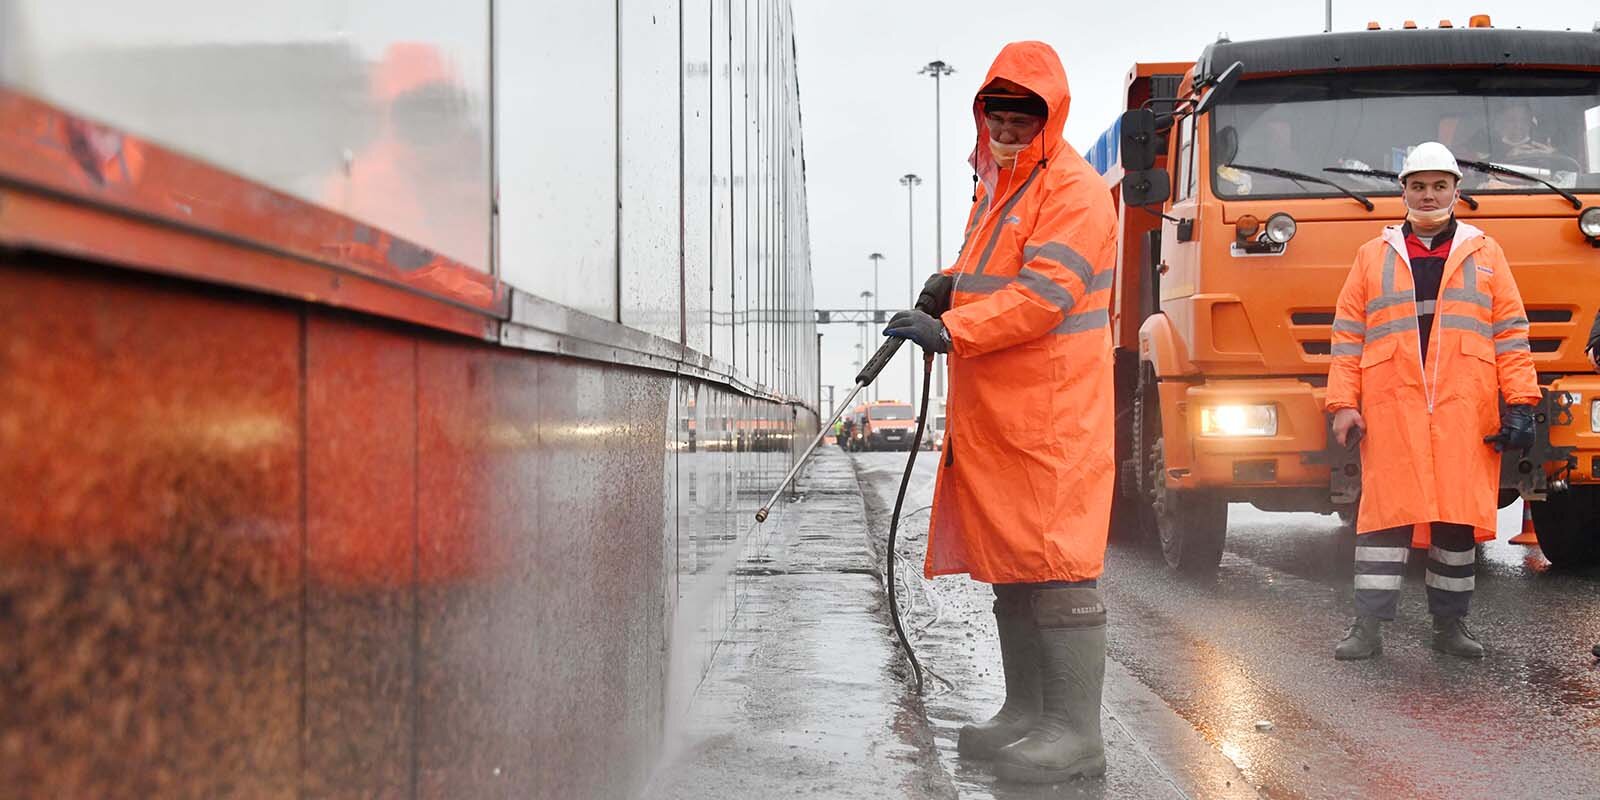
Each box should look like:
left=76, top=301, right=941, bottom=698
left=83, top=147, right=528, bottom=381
left=0, top=0, right=493, bottom=270
left=496, top=1, right=620, bottom=319
left=620, top=0, right=686, bottom=342
left=682, top=0, right=714, bottom=356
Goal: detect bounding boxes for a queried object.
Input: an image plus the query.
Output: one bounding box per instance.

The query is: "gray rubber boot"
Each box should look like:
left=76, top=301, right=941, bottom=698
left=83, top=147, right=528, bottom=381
left=1431, top=615, right=1484, bottom=659
left=957, top=593, right=1041, bottom=759
left=993, top=587, right=1107, bottom=783
left=1334, top=616, right=1383, bottom=661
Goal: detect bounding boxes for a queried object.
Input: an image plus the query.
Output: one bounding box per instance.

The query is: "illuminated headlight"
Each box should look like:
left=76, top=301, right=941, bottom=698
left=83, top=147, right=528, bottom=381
left=1198, top=404, right=1278, bottom=437
left=1580, top=207, right=1600, bottom=240
left=1591, top=399, right=1599, bottom=433
left=1264, top=213, right=1297, bottom=244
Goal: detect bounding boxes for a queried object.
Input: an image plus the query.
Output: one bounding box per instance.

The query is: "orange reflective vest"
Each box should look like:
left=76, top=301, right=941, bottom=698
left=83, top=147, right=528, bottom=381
left=924, top=41, right=1118, bottom=584
left=1326, top=223, right=1540, bottom=543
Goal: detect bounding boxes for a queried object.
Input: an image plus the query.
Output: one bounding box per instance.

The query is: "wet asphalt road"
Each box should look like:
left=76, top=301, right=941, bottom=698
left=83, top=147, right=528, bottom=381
left=852, top=450, right=1600, bottom=800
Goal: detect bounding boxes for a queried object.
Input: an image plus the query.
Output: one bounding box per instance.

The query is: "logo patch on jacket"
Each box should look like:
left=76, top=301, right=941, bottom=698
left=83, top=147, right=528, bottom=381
left=1476, top=264, right=1493, bottom=276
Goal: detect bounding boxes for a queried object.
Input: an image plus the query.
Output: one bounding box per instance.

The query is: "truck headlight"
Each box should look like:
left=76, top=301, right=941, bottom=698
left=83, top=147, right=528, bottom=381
left=1580, top=207, right=1600, bottom=240
left=1264, top=213, right=1297, bottom=244
left=1198, top=404, right=1278, bottom=437
left=1591, top=398, right=1599, bottom=433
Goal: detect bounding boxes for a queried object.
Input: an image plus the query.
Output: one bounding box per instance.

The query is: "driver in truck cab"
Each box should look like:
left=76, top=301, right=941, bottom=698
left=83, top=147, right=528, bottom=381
left=1326, top=142, right=1540, bottom=662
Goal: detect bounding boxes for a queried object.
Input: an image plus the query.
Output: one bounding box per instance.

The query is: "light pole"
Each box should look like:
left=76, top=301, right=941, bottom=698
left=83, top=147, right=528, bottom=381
left=859, top=289, right=874, bottom=400
left=866, top=256, right=883, bottom=401
left=919, top=60, right=955, bottom=267
left=899, top=173, right=922, bottom=404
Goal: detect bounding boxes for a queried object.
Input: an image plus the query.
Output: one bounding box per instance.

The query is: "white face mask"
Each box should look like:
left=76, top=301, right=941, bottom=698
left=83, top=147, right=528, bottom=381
left=1404, top=199, right=1454, bottom=228
left=988, top=138, right=1029, bottom=168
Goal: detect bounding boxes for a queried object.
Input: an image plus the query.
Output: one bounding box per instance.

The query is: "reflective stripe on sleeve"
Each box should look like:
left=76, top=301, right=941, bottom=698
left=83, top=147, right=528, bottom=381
left=1016, top=267, right=1076, bottom=311
left=1022, top=242, right=1096, bottom=288
left=1332, top=319, right=1365, bottom=336
left=1495, top=337, right=1531, bottom=354
left=1492, top=317, right=1529, bottom=335
left=953, top=273, right=1012, bottom=295
left=1331, top=343, right=1362, bottom=357
left=1052, top=308, right=1109, bottom=335
left=1366, top=293, right=1414, bottom=314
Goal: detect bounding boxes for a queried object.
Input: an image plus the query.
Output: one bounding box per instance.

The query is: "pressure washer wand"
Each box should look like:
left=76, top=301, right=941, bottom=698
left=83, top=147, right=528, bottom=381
left=755, top=337, right=906, bottom=524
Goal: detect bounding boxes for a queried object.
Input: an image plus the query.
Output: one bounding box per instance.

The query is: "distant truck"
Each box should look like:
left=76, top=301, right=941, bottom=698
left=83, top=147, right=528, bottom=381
left=848, top=400, right=919, bottom=451
left=1086, top=17, right=1600, bottom=572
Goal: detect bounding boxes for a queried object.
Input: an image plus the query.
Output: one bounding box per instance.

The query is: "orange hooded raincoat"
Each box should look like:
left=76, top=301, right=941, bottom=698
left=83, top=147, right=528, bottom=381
left=924, top=42, right=1119, bottom=584
left=1326, top=222, right=1540, bottom=544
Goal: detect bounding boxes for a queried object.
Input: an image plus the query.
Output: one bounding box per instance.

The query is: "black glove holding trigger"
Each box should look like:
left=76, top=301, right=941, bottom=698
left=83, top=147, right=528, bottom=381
left=915, top=274, right=953, bottom=317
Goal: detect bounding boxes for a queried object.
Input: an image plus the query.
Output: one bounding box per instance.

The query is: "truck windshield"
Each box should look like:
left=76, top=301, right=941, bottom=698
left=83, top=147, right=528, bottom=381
left=1210, top=70, right=1600, bottom=199
left=869, top=404, right=915, bottom=420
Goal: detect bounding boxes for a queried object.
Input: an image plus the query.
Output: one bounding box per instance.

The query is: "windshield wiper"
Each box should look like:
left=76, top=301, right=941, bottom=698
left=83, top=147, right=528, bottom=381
left=1323, top=166, right=1480, bottom=210
left=1457, top=159, right=1582, bottom=210
left=1226, top=163, right=1374, bottom=210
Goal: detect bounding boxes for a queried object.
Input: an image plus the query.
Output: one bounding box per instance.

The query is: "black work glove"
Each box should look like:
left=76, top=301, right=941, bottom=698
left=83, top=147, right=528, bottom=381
left=1484, top=404, right=1536, bottom=453
left=883, top=309, right=950, bottom=354
left=915, top=274, right=954, bottom=317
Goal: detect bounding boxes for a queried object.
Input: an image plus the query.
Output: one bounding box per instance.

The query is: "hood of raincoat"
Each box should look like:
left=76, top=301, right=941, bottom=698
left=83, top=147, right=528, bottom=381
left=969, top=41, right=1071, bottom=191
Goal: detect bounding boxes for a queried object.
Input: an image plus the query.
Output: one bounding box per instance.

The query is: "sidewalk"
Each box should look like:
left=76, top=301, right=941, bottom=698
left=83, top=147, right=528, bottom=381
left=645, top=447, right=1259, bottom=799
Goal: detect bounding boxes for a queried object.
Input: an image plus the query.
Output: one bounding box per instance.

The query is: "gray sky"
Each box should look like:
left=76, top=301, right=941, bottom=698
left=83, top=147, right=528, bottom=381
left=792, top=0, right=1598, bottom=410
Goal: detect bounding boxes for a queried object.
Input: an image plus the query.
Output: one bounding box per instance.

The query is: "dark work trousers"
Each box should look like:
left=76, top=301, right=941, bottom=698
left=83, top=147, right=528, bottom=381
left=1353, top=523, right=1476, bottom=620
left=994, top=579, right=1097, bottom=604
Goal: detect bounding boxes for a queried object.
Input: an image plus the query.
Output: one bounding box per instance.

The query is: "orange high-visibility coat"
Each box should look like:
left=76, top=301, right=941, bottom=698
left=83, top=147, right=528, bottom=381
left=1326, top=222, right=1540, bottom=543
left=924, top=41, right=1119, bottom=584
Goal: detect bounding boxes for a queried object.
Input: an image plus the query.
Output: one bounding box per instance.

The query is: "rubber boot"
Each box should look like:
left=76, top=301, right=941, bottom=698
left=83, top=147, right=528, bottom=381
left=993, top=587, right=1107, bottom=783
left=957, top=594, right=1040, bottom=759
left=1431, top=615, right=1485, bottom=659
left=1334, top=616, right=1383, bottom=661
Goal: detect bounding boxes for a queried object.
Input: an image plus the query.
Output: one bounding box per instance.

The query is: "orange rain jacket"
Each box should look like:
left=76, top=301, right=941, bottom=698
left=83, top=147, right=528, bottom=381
left=924, top=42, right=1119, bottom=584
left=1326, top=222, right=1540, bottom=544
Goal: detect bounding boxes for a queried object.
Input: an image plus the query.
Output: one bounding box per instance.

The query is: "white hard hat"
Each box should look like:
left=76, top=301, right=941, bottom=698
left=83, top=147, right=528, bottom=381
left=1398, top=141, right=1462, bottom=181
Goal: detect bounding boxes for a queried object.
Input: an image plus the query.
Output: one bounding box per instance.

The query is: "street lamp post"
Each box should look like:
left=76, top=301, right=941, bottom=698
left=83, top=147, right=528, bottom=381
left=919, top=60, right=955, bottom=267
left=858, top=289, right=874, bottom=401
left=866, top=256, right=883, bottom=401
left=899, top=173, right=922, bottom=404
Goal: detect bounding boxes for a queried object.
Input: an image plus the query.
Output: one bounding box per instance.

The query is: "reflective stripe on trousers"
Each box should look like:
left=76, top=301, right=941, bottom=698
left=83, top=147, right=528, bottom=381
left=1353, top=523, right=1475, bottom=619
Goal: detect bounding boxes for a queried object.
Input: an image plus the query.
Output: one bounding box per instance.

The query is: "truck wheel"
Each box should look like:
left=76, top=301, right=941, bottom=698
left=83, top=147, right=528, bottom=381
left=1150, top=436, right=1228, bottom=575
left=1529, top=487, right=1600, bottom=568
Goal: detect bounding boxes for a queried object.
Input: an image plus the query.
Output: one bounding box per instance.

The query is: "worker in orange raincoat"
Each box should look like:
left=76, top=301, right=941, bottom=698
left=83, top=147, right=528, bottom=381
left=1326, top=142, right=1540, bottom=662
left=882, top=41, right=1116, bottom=784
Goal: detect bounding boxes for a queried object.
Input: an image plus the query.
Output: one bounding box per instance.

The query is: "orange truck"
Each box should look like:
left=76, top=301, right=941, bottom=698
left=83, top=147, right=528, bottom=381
left=1086, top=18, right=1600, bottom=572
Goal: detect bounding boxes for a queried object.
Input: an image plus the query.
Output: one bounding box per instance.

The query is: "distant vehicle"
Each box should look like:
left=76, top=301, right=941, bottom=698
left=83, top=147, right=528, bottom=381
left=853, top=401, right=918, bottom=451
left=923, top=412, right=947, bottom=452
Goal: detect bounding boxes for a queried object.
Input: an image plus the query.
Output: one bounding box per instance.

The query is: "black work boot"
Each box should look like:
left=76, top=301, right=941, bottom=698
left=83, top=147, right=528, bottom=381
left=958, top=594, right=1041, bottom=759
left=993, top=587, right=1107, bottom=783
left=1431, top=615, right=1485, bottom=658
left=1334, top=616, right=1383, bottom=660
left=1592, top=643, right=1600, bottom=659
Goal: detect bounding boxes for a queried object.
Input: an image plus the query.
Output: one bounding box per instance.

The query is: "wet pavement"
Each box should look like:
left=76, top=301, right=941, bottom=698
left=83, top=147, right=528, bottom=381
left=854, top=450, right=1600, bottom=800
left=646, top=447, right=1258, bottom=799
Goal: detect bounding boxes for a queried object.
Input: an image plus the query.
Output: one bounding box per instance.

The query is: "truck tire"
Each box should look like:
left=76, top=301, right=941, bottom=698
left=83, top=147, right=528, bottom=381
left=1529, top=487, right=1600, bottom=568
left=1150, top=436, right=1228, bottom=575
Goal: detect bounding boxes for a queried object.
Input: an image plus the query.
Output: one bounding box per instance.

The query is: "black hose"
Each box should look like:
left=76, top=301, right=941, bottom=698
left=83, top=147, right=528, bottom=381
left=885, top=352, right=936, bottom=694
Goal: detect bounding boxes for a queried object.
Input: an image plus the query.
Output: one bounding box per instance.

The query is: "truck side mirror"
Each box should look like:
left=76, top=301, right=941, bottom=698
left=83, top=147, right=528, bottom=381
left=1121, top=169, right=1171, bottom=207
left=1192, top=61, right=1243, bottom=117
left=1119, top=108, right=1161, bottom=171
